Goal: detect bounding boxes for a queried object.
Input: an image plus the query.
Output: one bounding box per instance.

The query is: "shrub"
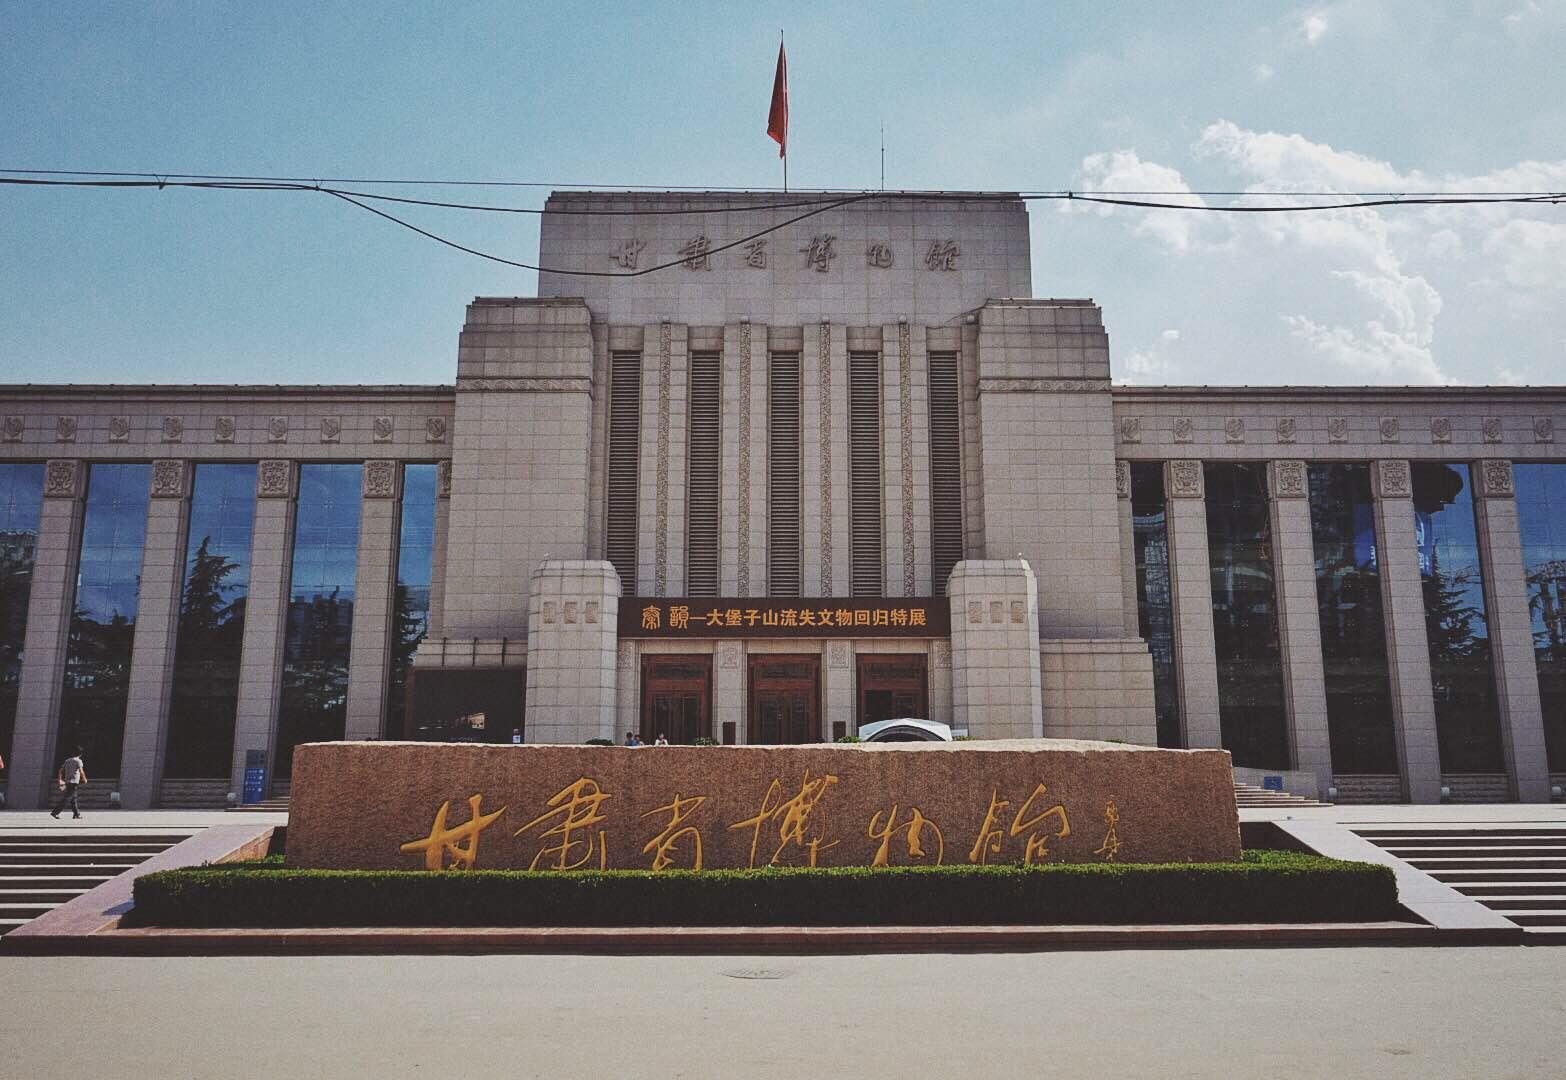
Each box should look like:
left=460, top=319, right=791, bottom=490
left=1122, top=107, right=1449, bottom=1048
left=834, top=734, right=863, bottom=743
left=584, top=737, right=615, bottom=746
left=692, top=736, right=719, bottom=746
left=126, top=851, right=1398, bottom=929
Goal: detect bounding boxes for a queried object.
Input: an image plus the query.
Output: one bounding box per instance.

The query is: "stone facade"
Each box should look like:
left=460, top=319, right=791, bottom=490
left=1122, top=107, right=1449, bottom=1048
left=1, top=191, right=1563, bottom=808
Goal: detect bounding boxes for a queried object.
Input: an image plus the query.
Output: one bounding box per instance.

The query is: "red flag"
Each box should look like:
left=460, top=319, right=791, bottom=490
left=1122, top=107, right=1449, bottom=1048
left=767, top=40, right=788, bottom=158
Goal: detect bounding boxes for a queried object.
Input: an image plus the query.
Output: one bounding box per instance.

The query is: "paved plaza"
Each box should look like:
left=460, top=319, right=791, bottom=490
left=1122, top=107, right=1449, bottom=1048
left=1, top=947, right=1561, bottom=1078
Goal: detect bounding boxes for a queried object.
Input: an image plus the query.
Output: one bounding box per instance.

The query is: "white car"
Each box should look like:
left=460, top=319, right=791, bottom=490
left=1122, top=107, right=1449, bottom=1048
left=856, top=718, right=954, bottom=743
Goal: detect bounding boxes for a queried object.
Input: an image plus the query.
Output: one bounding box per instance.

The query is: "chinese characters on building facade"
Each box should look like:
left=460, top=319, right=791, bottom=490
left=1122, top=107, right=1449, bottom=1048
left=620, top=598, right=949, bottom=638
left=606, top=237, right=958, bottom=273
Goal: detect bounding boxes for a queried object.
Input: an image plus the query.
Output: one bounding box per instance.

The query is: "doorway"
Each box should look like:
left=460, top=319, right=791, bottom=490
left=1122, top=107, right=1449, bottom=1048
left=856, top=654, right=929, bottom=727
left=640, top=655, right=712, bottom=744
left=747, top=654, right=821, bottom=744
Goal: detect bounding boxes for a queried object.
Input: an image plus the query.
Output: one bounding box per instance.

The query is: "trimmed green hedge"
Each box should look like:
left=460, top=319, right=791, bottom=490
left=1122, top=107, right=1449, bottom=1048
left=126, top=851, right=1398, bottom=928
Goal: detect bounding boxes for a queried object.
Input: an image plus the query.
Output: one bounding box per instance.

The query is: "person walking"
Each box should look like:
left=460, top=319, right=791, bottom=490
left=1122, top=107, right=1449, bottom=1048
left=50, top=748, right=87, bottom=819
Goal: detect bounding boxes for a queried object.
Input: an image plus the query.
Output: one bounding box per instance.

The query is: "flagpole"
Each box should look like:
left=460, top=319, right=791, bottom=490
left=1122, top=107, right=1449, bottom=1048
left=781, top=30, right=787, bottom=193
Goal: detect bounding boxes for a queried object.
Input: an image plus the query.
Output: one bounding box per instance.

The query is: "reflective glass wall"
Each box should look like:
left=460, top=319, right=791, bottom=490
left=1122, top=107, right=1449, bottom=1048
left=387, top=463, right=436, bottom=739
left=163, top=464, right=257, bottom=778
left=0, top=463, right=45, bottom=766
left=1130, top=462, right=1181, bottom=747
left=1307, top=464, right=1398, bottom=773
left=58, top=463, right=150, bottom=778
left=1204, top=462, right=1289, bottom=769
left=1515, top=463, right=1566, bottom=771
left=1411, top=462, right=1504, bottom=772
left=276, top=463, right=362, bottom=775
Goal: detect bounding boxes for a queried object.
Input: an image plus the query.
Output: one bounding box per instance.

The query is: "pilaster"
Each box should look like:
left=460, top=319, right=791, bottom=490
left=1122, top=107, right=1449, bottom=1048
left=823, top=641, right=854, bottom=740
left=1472, top=459, right=1551, bottom=800
left=524, top=560, right=620, bottom=743
left=1164, top=460, right=1221, bottom=749
left=343, top=461, right=401, bottom=741
left=229, top=460, right=296, bottom=800
left=1268, top=459, right=1333, bottom=793
left=1116, top=461, right=1138, bottom=637
left=119, top=460, right=192, bottom=808
left=425, top=461, right=451, bottom=638
left=6, top=460, right=85, bottom=807
left=948, top=559, right=1042, bottom=738
left=1371, top=459, right=1442, bottom=803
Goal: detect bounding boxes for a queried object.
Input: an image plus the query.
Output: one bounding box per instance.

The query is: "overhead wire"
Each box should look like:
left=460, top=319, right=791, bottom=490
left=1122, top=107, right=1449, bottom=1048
left=1, top=171, right=1559, bottom=277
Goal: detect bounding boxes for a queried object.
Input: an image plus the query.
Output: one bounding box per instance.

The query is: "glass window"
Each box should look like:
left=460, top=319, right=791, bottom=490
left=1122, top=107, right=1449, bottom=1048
left=1308, top=464, right=1398, bottom=773
left=1515, top=463, right=1566, bottom=772
left=1205, top=462, right=1289, bottom=769
left=1130, top=463, right=1181, bottom=747
left=163, top=464, right=257, bottom=778
left=0, top=463, right=46, bottom=765
left=387, top=463, right=436, bottom=739
left=275, top=463, right=362, bottom=775
left=58, top=463, right=151, bottom=778
left=1411, top=462, right=1504, bottom=772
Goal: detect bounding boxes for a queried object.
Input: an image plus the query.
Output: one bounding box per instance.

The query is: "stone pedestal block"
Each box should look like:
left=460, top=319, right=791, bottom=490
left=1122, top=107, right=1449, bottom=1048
left=1040, top=638, right=1158, bottom=744
left=949, top=560, right=1042, bottom=738
left=524, top=560, right=621, bottom=744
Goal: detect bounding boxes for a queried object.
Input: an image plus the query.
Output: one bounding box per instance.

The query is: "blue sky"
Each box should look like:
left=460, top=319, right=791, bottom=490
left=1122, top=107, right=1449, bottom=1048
left=2, top=1, right=1562, bottom=386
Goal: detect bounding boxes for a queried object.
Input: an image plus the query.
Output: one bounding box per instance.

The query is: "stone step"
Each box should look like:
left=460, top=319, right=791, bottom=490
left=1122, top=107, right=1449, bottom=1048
left=1451, top=882, right=1566, bottom=897
left=0, top=852, right=152, bottom=867
left=1404, top=857, right=1566, bottom=871
left=1507, top=911, right=1566, bottom=927
left=0, top=833, right=193, bottom=845
left=0, top=901, right=54, bottom=921
left=1425, top=869, right=1566, bottom=883
left=1356, top=828, right=1566, bottom=839
left=1467, top=896, right=1566, bottom=911
left=0, top=875, right=111, bottom=891
left=1377, top=838, right=1566, bottom=851
left=0, top=841, right=173, bottom=854
left=0, top=862, right=137, bottom=877
left=0, top=887, right=86, bottom=904
left=0, top=918, right=31, bottom=936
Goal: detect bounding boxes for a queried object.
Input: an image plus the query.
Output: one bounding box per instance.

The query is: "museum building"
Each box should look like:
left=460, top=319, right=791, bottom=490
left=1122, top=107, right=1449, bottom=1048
left=0, top=191, right=1563, bottom=810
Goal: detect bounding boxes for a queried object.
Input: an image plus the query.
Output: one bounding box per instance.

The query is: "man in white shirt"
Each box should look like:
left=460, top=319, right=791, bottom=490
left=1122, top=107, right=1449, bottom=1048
left=50, top=749, right=87, bottom=820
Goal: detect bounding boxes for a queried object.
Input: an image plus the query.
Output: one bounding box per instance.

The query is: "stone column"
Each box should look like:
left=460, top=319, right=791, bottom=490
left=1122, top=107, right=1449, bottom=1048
left=229, top=460, right=297, bottom=800
left=928, top=641, right=954, bottom=728
left=803, top=321, right=851, bottom=597
left=1371, top=459, right=1441, bottom=803
left=118, top=460, right=193, bottom=809
left=524, top=560, right=620, bottom=743
left=6, top=460, right=85, bottom=808
left=712, top=641, right=743, bottom=744
left=1472, top=459, right=1551, bottom=801
left=1268, top=460, right=1333, bottom=793
left=823, top=642, right=853, bottom=741
left=343, top=460, right=401, bottom=741
left=638, top=321, right=688, bottom=598
left=1164, top=460, right=1221, bottom=749
left=948, top=559, right=1042, bottom=738
left=882, top=321, right=932, bottom=598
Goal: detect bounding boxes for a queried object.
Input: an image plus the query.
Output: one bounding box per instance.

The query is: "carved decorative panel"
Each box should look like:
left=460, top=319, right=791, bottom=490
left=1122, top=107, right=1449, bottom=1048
left=268, top=416, right=289, bottom=443
left=214, top=415, right=236, bottom=443
left=108, top=416, right=130, bottom=442
left=1379, top=416, right=1400, bottom=443
left=1327, top=417, right=1348, bottom=443
left=257, top=459, right=296, bottom=498
left=161, top=416, right=184, bottom=443
left=1373, top=459, right=1412, bottom=499
left=1430, top=417, right=1452, bottom=443
left=425, top=416, right=448, bottom=443
left=736, top=320, right=753, bottom=594
left=1167, top=460, right=1205, bottom=499
left=1536, top=417, right=1555, bottom=444
left=1223, top=417, right=1244, bottom=444
left=654, top=321, right=672, bottom=596
left=55, top=416, right=77, bottom=443
left=320, top=416, right=343, bottom=444
left=1482, top=417, right=1502, bottom=443
left=43, top=459, right=82, bottom=498
left=150, top=459, right=190, bottom=498
left=1478, top=459, right=1515, bottom=498
left=818, top=321, right=834, bottom=594
left=1119, top=416, right=1142, bottom=444
left=1115, top=460, right=1130, bottom=499
left=436, top=459, right=452, bottom=498
left=2, top=416, right=22, bottom=442
left=1172, top=417, right=1193, bottom=443
left=373, top=416, right=394, bottom=442
left=1271, top=460, right=1308, bottom=499
left=363, top=459, right=399, bottom=498
left=1275, top=417, right=1296, bottom=444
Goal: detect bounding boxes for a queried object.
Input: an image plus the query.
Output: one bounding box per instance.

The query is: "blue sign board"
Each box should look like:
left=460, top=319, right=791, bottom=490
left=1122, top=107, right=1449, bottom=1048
left=1262, top=774, right=1284, bottom=792
left=243, top=749, right=267, bottom=804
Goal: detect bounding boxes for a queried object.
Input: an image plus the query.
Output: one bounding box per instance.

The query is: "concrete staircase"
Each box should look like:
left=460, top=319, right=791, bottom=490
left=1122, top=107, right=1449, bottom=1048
left=1233, top=782, right=1332, bottom=808
left=0, top=831, right=191, bottom=937
left=1355, top=826, right=1566, bottom=939
left=225, top=796, right=290, bottom=814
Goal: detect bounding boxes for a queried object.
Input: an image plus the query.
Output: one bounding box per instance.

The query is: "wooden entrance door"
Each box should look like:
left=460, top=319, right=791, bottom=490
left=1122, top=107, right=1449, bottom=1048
left=640, top=655, right=712, bottom=744
left=748, top=654, right=821, bottom=744
left=856, top=654, right=929, bottom=726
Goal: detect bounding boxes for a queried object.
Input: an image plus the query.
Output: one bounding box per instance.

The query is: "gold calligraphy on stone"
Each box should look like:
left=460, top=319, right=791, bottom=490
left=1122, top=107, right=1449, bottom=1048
left=867, top=804, right=945, bottom=867
left=641, top=793, right=706, bottom=871
left=641, top=605, right=661, bottom=631
left=669, top=605, right=690, bottom=630
left=400, top=794, right=507, bottom=871
left=515, top=778, right=612, bottom=870
left=1094, top=798, right=1122, bottom=861
left=968, top=783, right=1071, bottom=865
left=728, top=770, right=840, bottom=868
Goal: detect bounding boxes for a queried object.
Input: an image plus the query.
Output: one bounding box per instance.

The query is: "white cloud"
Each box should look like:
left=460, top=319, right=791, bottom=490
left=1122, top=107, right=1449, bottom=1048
left=1116, top=329, right=1184, bottom=385
left=1073, top=121, right=1566, bottom=385
left=1072, top=150, right=1207, bottom=251
left=1253, top=63, right=1275, bottom=82
left=1302, top=10, right=1330, bottom=43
